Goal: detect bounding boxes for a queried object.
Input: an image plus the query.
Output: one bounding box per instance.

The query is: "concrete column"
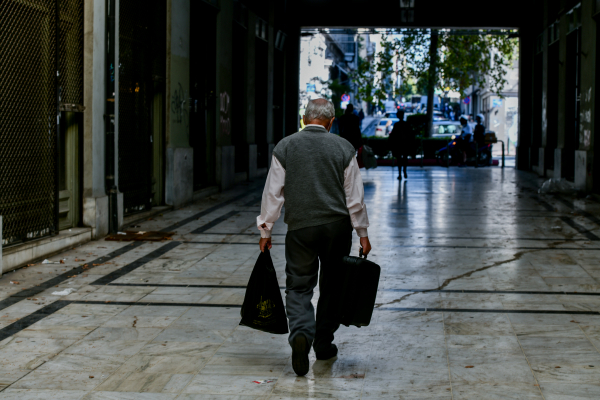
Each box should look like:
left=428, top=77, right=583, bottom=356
left=538, top=3, right=549, bottom=176
left=575, top=0, right=596, bottom=191
left=555, top=13, right=569, bottom=179
left=165, top=0, right=193, bottom=207
left=115, top=0, right=123, bottom=229
left=266, top=5, right=275, bottom=145
left=284, top=27, right=301, bottom=137
left=517, top=30, right=534, bottom=170
left=215, top=0, right=235, bottom=190
left=82, top=0, right=109, bottom=238
left=246, top=12, right=257, bottom=179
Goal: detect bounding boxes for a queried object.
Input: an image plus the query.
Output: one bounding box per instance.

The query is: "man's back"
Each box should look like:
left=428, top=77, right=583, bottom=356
left=257, top=98, right=371, bottom=377
left=273, top=125, right=356, bottom=231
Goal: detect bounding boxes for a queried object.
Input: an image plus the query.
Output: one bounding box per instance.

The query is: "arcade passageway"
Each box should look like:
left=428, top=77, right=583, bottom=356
left=1, top=166, right=600, bottom=398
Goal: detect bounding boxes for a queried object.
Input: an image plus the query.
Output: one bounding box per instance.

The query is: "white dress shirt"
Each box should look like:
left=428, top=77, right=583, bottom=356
left=256, top=131, right=369, bottom=239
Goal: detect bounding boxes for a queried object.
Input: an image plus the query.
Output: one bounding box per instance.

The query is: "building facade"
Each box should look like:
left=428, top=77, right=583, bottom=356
left=518, top=0, right=598, bottom=191
left=0, top=0, right=295, bottom=272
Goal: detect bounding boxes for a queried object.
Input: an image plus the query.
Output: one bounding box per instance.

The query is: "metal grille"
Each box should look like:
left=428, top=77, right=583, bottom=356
left=0, top=0, right=83, bottom=247
left=119, top=0, right=165, bottom=215
left=0, top=1, right=58, bottom=246
left=58, top=0, right=83, bottom=106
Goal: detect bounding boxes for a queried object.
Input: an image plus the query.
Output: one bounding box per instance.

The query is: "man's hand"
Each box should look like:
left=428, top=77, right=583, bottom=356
left=259, top=237, right=272, bottom=253
left=360, top=236, right=372, bottom=256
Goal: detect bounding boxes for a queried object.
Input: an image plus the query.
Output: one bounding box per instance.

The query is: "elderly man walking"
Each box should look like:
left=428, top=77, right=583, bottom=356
left=257, top=98, right=371, bottom=376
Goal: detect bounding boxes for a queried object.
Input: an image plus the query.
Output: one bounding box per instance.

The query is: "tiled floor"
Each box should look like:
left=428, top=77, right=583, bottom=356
left=2, top=166, right=600, bottom=399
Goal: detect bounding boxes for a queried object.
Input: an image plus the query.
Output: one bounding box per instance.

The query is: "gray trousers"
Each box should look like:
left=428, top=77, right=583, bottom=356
left=285, top=217, right=352, bottom=352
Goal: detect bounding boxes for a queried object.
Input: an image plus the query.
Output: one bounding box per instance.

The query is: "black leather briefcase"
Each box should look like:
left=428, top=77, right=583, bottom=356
left=338, top=248, right=381, bottom=327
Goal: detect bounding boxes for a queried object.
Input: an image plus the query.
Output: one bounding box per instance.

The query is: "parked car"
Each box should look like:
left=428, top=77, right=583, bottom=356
left=433, top=111, right=448, bottom=121
left=384, top=111, right=408, bottom=119
left=420, top=109, right=449, bottom=121
left=430, top=121, right=461, bottom=138
left=375, top=118, right=399, bottom=137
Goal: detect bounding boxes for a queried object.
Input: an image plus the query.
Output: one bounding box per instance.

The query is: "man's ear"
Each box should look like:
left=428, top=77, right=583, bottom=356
left=328, top=117, right=335, bottom=131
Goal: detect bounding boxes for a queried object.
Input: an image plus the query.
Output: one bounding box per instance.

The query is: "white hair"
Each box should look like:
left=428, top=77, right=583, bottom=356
left=304, top=99, right=335, bottom=121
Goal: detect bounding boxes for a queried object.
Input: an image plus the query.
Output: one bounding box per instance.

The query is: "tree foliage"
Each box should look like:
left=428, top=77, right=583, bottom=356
left=352, top=29, right=518, bottom=107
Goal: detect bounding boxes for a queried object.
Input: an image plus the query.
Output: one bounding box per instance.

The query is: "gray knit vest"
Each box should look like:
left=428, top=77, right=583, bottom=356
left=272, top=125, right=356, bottom=231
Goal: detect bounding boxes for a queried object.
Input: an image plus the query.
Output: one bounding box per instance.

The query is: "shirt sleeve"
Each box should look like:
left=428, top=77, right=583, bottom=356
left=344, top=156, right=369, bottom=237
left=256, top=156, right=285, bottom=238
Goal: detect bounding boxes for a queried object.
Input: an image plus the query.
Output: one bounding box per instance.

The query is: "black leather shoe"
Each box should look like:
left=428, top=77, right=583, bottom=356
left=291, top=334, right=310, bottom=376
left=316, top=344, right=338, bottom=360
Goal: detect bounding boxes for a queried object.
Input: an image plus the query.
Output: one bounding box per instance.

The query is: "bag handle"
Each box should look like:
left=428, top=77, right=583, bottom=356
left=261, top=248, right=275, bottom=272
left=359, top=247, right=367, bottom=259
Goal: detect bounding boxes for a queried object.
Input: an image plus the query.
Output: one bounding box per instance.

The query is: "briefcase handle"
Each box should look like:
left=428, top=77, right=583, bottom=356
left=359, top=247, right=367, bottom=259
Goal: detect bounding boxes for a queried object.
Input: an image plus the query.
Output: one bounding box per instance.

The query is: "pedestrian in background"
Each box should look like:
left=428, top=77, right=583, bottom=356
left=474, top=114, right=486, bottom=147
left=388, top=110, right=412, bottom=180
left=338, top=104, right=363, bottom=150
left=257, top=98, right=372, bottom=376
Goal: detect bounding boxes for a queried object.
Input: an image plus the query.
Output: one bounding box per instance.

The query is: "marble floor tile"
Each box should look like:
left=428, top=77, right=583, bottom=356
left=56, top=304, right=130, bottom=316
left=152, top=327, right=233, bottom=344
left=0, top=369, right=32, bottom=389
left=215, top=343, right=293, bottom=359
left=445, top=334, right=522, bottom=351
left=449, top=355, right=536, bottom=384
left=526, top=351, right=600, bottom=366
left=531, top=363, right=600, bottom=383
left=101, top=315, right=178, bottom=329
left=114, top=354, right=211, bottom=374
left=270, top=376, right=365, bottom=399
left=371, top=345, right=449, bottom=363
left=95, top=372, right=193, bottom=393
left=29, top=313, right=114, bottom=328
left=0, top=337, right=77, bottom=353
left=138, top=341, right=221, bottom=358
left=451, top=382, right=543, bottom=399
left=36, top=354, right=131, bottom=373
left=0, top=351, right=54, bottom=370
left=364, top=359, right=450, bottom=381
left=14, top=325, right=96, bottom=339
left=539, top=382, right=600, bottom=399
left=361, top=378, right=452, bottom=399
left=81, top=393, right=178, bottom=400
left=10, top=370, right=109, bottom=390
left=83, top=327, right=163, bottom=341
left=183, top=374, right=279, bottom=395
left=117, top=305, right=191, bottom=317
left=169, top=314, right=241, bottom=330
left=0, top=390, right=90, bottom=400
left=225, top=329, right=290, bottom=346
left=176, top=395, right=264, bottom=400
left=79, top=292, right=151, bottom=302
left=512, top=324, right=587, bottom=337
left=507, top=313, right=577, bottom=325
left=204, top=354, right=288, bottom=375
left=64, top=340, right=148, bottom=356
left=371, top=333, right=447, bottom=349
left=518, top=336, right=599, bottom=355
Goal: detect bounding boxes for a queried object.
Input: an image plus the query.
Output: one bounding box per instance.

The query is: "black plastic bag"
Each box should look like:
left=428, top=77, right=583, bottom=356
left=239, top=249, right=289, bottom=334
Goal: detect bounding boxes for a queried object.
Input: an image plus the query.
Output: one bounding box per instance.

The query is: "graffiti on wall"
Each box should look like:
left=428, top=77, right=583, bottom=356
left=220, top=91, right=231, bottom=135
left=171, top=82, right=189, bottom=127
left=580, top=87, right=592, bottom=149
